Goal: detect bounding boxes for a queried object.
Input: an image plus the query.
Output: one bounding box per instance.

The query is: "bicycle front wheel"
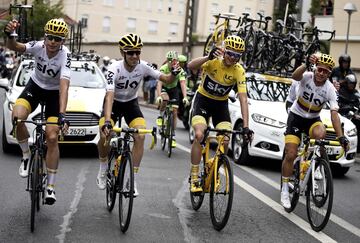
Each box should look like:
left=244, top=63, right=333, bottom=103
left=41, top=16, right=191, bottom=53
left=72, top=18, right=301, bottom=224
left=282, top=157, right=301, bottom=213
left=118, top=152, right=134, bottom=233
left=161, top=113, right=167, bottom=151
left=30, top=150, right=40, bottom=232
left=167, top=112, right=174, bottom=158
left=306, top=155, right=333, bottom=232
left=209, top=155, right=234, bottom=231
left=106, top=150, right=117, bottom=212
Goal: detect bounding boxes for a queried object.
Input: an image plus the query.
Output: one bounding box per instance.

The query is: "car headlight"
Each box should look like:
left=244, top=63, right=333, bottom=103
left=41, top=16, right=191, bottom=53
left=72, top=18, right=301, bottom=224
left=8, top=101, right=15, bottom=111
left=251, top=113, right=286, bottom=128
left=346, top=127, right=357, bottom=137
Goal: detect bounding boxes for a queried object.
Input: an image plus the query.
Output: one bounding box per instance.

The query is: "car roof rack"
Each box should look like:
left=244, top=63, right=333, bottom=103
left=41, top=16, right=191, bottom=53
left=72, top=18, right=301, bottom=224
left=71, top=50, right=100, bottom=63
left=20, top=53, right=34, bottom=61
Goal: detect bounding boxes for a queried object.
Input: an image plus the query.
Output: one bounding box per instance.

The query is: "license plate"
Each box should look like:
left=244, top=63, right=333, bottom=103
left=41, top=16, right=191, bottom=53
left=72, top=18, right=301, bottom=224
left=67, top=128, right=86, bottom=136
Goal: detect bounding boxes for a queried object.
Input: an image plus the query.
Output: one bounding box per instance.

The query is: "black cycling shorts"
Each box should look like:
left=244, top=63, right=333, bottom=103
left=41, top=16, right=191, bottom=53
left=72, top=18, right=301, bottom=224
left=285, top=111, right=322, bottom=139
left=162, top=86, right=180, bottom=106
left=17, top=78, right=59, bottom=118
left=192, top=92, right=230, bottom=127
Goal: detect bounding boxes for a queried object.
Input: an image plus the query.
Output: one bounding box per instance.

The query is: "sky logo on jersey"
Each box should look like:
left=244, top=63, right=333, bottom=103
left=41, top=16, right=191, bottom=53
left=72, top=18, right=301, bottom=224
left=302, top=91, right=325, bottom=106
left=203, top=75, right=232, bottom=97
left=36, top=63, right=60, bottom=77
left=116, top=80, right=140, bottom=89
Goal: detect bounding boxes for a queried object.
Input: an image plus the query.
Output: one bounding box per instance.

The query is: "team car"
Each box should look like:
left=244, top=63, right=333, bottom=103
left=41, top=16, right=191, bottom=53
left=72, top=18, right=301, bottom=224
left=0, top=53, right=106, bottom=152
left=227, top=72, right=357, bottom=176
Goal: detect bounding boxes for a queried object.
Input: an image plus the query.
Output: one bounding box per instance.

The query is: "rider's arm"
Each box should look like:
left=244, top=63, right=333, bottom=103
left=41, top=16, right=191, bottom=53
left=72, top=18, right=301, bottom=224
left=330, top=110, right=344, bottom=138
left=103, top=91, right=114, bottom=121
left=188, top=56, right=208, bottom=72
left=179, top=79, right=187, bottom=97
left=292, top=64, right=306, bottom=81
left=238, top=92, right=249, bottom=128
left=4, top=21, right=26, bottom=53
left=59, top=78, right=70, bottom=114
left=156, top=79, right=162, bottom=97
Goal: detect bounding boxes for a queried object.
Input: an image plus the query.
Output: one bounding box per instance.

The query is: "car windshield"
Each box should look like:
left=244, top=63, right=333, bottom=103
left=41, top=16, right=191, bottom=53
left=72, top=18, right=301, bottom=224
left=246, top=75, right=291, bottom=102
left=16, top=61, right=106, bottom=89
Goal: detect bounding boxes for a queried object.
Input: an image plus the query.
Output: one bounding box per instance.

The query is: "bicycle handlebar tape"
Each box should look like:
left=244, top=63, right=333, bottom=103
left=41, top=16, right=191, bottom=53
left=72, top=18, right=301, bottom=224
left=208, top=47, right=219, bottom=60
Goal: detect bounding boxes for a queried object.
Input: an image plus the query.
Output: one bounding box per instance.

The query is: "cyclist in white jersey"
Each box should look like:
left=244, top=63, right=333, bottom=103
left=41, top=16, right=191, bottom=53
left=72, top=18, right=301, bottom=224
left=4, top=18, right=71, bottom=205
left=97, top=33, right=179, bottom=195
left=280, top=53, right=349, bottom=209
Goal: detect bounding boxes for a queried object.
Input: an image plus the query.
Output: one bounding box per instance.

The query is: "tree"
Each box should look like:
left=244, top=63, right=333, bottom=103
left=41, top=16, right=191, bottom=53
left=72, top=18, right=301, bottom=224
left=308, top=0, right=323, bottom=26
left=272, top=0, right=299, bottom=30
left=1, top=0, right=65, bottom=41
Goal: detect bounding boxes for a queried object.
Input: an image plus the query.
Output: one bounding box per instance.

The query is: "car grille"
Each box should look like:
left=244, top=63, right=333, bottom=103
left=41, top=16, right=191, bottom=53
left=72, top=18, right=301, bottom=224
left=32, top=112, right=100, bottom=126
left=325, top=130, right=337, bottom=141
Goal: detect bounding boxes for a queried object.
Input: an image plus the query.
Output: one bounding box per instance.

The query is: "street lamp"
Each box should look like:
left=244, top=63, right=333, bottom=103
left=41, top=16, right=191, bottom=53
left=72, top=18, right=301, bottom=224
left=344, top=2, right=357, bottom=54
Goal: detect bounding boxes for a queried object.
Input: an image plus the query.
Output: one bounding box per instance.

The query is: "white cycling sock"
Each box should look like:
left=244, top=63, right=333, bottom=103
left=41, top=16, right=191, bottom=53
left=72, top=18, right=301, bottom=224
left=99, top=161, right=107, bottom=173
left=281, top=177, right=289, bottom=192
left=18, top=139, right=30, bottom=159
left=47, top=168, right=57, bottom=188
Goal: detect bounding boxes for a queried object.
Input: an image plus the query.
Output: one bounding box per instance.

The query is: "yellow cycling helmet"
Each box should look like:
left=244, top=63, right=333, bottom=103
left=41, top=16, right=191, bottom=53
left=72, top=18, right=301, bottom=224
left=119, top=33, right=143, bottom=50
left=224, top=35, right=245, bottom=52
left=317, top=53, right=335, bottom=70
left=44, top=18, right=69, bottom=38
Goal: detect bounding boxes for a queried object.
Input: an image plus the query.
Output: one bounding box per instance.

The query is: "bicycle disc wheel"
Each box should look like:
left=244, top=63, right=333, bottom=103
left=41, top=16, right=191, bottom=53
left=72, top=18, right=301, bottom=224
left=281, top=157, right=301, bottom=213
left=167, top=112, right=173, bottom=158
left=30, top=150, right=39, bottom=232
left=209, top=155, right=234, bottom=231
left=306, top=156, right=333, bottom=232
left=190, top=158, right=205, bottom=211
left=106, top=151, right=117, bottom=212
left=118, top=152, right=134, bottom=233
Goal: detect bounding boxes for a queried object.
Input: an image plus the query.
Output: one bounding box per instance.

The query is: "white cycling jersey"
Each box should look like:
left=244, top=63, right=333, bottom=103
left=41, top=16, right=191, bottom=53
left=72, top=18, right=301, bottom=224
left=25, top=41, right=71, bottom=90
left=105, top=60, right=161, bottom=102
left=290, top=72, right=339, bottom=119
left=286, top=81, right=299, bottom=103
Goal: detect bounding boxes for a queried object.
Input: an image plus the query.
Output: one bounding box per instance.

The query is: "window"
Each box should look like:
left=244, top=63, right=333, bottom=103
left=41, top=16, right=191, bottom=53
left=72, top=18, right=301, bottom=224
left=148, top=20, right=158, bottom=34
left=178, top=0, right=184, bottom=15
left=158, top=0, right=163, bottom=12
left=147, top=0, right=152, bottom=11
left=136, top=0, right=141, bottom=10
left=211, top=3, right=218, bottom=14
left=102, top=16, right=111, bottom=32
left=127, top=18, right=136, bottom=32
left=103, top=0, right=113, bottom=6
left=168, top=0, right=173, bottom=12
left=169, top=22, right=178, bottom=35
left=81, top=15, right=89, bottom=28
left=124, top=0, right=129, bottom=8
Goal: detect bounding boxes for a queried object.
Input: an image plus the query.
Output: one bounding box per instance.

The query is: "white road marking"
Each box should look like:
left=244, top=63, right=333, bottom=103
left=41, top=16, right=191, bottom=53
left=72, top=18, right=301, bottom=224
left=175, top=143, right=357, bottom=241
left=238, top=164, right=360, bottom=238
left=56, top=166, right=89, bottom=243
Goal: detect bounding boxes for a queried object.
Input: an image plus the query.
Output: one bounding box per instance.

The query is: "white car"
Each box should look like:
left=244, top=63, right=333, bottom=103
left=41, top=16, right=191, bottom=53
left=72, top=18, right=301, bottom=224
left=228, top=72, right=357, bottom=176
left=0, top=54, right=106, bottom=153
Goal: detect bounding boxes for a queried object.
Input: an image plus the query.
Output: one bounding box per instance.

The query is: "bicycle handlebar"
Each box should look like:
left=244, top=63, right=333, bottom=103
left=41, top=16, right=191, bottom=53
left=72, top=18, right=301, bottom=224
left=111, top=126, right=157, bottom=149
left=309, top=138, right=345, bottom=160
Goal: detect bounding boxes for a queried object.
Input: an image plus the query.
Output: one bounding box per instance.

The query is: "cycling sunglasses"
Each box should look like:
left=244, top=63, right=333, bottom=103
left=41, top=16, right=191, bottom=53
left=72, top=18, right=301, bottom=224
left=124, top=50, right=141, bottom=56
left=225, top=49, right=242, bottom=59
left=316, top=66, right=331, bottom=75
left=45, top=34, right=64, bottom=42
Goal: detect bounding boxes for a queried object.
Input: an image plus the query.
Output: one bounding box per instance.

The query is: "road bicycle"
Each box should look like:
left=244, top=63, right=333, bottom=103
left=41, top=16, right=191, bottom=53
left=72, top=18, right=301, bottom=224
left=105, top=126, right=156, bottom=233
left=203, top=13, right=241, bottom=56
left=189, top=126, right=243, bottom=231
left=281, top=131, right=344, bottom=232
left=158, top=99, right=178, bottom=158
left=13, top=102, right=62, bottom=232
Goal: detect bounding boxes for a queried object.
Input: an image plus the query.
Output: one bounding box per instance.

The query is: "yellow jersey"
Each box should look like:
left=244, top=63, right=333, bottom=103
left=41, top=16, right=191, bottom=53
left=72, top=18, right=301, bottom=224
left=197, top=59, right=246, bottom=101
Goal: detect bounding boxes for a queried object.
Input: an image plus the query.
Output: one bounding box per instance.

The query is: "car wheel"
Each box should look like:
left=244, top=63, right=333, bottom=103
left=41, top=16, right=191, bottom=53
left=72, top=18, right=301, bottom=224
left=232, top=122, right=251, bottom=165
left=331, top=164, right=350, bottom=177
left=2, top=120, right=15, bottom=153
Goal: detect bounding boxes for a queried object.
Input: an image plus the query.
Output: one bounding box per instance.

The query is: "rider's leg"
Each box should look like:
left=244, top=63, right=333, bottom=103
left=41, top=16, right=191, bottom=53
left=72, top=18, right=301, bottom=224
left=12, top=101, right=31, bottom=177
left=96, top=117, right=112, bottom=190
left=190, top=116, right=207, bottom=192
left=281, top=138, right=298, bottom=208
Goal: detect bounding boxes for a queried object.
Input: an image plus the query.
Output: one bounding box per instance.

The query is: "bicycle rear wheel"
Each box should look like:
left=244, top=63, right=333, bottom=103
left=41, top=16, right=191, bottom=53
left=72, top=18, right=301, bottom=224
left=190, top=157, right=205, bottom=211
left=167, top=112, right=174, bottom=158
left=30, top=150, right=39, bottom=232
left=210, top=155, right=234, bottom=231
left=306, top=155, right=333, bottom=232
left=118, top=152, right=134, bottom=233
left=282, top=157, right=301, bottom=213
left=106, top=150, right=117, bottom=212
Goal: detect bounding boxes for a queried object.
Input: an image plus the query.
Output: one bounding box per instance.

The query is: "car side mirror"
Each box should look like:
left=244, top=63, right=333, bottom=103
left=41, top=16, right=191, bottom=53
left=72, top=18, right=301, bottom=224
left=0, top=78, right=9, bottom=91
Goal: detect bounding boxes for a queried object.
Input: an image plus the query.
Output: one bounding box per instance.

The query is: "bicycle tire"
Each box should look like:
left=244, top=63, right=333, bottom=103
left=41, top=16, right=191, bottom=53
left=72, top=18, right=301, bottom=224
left=167, top=112, right=173, bottom=158
left=118, top=151, right=134, bottom=233
left=203, top=33, right=216, bottom=56
left=161, top=112, right=167, bottom=151
left=242, top=31, right=256, bottom=70
left=30, top=150, right=39, bottom=232
left=306, top=155, right=333, bottom=232
left=36, top=155, right=44, bottom=212
left=209, top=155, right=234, bottom=231
left=282, top=157, right=300, bottom=213
left=106, top=150, right=117, bottom=212
left=190, top=155, right=206, bottom=211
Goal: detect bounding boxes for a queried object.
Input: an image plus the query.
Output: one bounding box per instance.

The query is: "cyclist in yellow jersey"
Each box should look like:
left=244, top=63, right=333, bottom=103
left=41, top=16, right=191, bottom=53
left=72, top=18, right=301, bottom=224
left=187, top=35, right=253, bottom=192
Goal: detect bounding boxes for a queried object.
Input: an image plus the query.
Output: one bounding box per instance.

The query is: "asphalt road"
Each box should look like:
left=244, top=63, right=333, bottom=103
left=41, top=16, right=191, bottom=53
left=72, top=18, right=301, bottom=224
left=1, top=95, right=360, bottom=242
